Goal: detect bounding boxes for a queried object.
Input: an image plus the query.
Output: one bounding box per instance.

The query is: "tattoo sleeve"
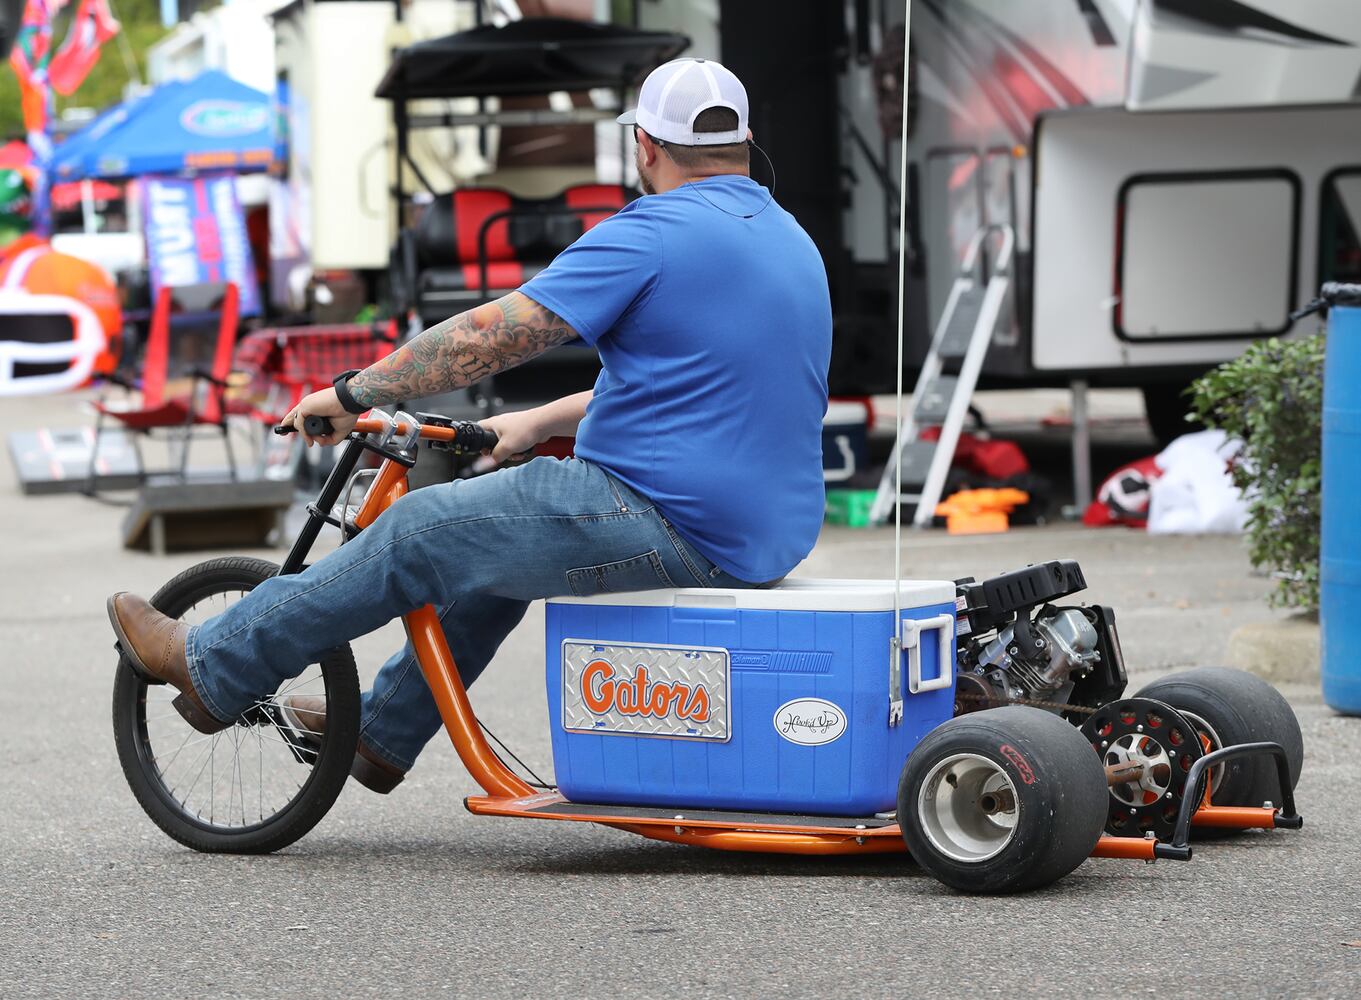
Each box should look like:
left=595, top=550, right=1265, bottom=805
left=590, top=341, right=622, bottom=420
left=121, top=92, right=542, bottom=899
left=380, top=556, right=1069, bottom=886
left=347, top=291, right=579, bottom=407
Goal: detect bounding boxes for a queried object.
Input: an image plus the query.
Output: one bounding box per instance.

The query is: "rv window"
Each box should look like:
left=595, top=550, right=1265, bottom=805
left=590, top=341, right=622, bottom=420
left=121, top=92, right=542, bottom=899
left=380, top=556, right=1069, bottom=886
left=1115, top=170, right=1300, bottom=342
left=1320, top=169, right=1361, bottom=287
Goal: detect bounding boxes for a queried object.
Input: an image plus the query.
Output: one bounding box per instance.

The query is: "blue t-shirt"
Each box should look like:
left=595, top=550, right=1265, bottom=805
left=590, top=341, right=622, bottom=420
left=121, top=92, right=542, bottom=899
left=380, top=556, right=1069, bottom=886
left=520, top=175, right=831, bottom=583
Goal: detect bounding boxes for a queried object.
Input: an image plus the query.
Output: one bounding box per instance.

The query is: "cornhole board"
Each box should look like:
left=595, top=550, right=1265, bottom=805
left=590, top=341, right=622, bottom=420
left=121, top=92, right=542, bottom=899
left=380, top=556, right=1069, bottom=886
left=8, top=426, right=142, bottom=494
left=122, top=477, right=296, bottom=555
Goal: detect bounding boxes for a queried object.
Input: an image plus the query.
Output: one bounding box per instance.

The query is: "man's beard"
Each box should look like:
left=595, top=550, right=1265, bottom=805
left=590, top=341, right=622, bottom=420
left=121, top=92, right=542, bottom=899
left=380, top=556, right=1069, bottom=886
left=637, top=151, right=656, bottom=194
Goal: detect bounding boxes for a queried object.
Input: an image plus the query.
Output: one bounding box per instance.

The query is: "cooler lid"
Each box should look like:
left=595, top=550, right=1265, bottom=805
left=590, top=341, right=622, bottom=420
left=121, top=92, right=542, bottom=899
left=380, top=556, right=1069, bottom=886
left=547, top=577, right=955, bottom=612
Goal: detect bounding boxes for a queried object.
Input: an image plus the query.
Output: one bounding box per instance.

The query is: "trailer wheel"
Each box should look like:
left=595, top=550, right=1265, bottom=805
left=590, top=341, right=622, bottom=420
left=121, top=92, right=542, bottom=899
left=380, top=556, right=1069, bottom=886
left=898, top=706, right=1108, bottom=894
left=1134, top=667, right=1303, bottom=812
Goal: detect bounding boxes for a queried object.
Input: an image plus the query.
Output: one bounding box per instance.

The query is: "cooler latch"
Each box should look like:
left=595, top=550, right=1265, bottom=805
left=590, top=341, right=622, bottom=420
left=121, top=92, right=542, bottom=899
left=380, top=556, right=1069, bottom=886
left=889, top=613, right=957, bottom=725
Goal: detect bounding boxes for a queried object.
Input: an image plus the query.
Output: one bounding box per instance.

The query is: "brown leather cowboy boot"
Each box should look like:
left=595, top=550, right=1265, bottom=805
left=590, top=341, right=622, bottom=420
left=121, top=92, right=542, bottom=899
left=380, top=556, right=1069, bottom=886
left=279, top=695, right=406, bottom=794
left=107, top=593, right=231, bottom=734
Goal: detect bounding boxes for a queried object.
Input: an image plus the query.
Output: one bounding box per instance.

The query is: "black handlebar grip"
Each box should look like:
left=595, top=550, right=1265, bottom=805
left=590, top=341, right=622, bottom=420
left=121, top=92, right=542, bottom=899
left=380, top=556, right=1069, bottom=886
left=458, top=422, right=499, bottom=453
left=304, top=416, right=335, bottom=437
left=272, top=416, right=337, bottom=436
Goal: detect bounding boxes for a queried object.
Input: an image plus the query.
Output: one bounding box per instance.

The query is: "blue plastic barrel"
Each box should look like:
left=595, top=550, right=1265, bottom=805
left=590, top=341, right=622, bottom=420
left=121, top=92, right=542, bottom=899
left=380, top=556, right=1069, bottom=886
left=1322, top=283, right=1361, bottom=713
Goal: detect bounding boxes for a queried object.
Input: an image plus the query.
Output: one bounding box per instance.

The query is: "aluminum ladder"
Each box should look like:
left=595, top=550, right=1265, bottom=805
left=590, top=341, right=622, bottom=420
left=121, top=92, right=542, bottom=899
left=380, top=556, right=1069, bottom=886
left=871, top=223, right=1016, bottom=527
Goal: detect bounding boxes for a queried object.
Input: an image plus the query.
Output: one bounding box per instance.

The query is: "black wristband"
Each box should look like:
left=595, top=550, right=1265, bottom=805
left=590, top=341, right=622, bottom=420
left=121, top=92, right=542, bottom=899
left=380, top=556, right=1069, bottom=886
left=332, top=369, right=367, bottom=415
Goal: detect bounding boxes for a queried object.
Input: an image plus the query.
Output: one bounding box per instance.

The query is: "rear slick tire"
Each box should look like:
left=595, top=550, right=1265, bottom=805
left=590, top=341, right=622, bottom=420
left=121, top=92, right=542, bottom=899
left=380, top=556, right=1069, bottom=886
left=1133, top=667, right=1303, bottom=811
left=112, top=556, right=361, bottom=854
left=898, top=706, right=1108, bottom=894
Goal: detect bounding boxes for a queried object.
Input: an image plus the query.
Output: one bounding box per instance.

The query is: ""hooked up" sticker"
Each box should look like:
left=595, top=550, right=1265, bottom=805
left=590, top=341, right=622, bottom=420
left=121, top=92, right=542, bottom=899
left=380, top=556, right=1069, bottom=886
left=773, top=698, right=847, bottom=746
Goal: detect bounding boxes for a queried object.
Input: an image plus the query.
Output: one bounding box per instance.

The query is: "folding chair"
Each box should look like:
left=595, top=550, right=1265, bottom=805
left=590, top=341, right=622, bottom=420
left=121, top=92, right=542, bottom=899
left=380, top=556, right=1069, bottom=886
left=86, top=283, right=241, bottom=491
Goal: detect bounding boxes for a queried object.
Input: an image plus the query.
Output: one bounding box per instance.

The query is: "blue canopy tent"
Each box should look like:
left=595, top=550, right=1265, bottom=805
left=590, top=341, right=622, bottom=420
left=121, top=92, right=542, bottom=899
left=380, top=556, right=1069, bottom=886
left=50, top=71, right=273, bottom=317
left=52, top=71, right=273, bottom=181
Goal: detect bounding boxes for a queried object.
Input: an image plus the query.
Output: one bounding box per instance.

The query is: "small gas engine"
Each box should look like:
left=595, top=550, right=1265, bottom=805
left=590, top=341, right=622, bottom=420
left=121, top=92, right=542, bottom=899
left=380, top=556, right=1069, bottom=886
left=953, top=560, right=1128, bottom=718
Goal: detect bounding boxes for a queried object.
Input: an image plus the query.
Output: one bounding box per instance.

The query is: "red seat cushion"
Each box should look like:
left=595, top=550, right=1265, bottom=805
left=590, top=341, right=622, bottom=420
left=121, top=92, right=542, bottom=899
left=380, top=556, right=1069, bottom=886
left=412, top=186, right=634, bottom=271
left=564, top=184, right=631, bottom=231
left=415, top=189, right=516, bottom=269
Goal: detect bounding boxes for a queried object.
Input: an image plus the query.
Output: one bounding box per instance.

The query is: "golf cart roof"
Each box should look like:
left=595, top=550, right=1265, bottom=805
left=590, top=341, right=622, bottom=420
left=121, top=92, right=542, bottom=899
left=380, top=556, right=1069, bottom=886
left=375, top=17, right=689, bottom=101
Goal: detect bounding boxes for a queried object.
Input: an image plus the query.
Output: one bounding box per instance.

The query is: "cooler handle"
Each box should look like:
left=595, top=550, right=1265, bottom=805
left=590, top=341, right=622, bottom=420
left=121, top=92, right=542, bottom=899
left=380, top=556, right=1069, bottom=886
left=892, top=612, right=956, bottom=724
left=906, top=613, right=956, bottom=694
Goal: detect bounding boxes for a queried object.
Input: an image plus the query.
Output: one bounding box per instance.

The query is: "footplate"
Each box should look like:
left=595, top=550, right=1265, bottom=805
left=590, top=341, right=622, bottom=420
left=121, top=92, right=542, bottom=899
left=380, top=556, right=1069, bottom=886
left=464, top=791, right=906, bottom=854
left=466, top=791, right=899, bottom=835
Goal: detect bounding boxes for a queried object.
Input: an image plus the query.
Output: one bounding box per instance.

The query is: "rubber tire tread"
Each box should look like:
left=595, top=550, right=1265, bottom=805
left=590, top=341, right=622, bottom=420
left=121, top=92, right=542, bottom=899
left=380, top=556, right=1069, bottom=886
left=1133, top=667, right=1303, bottom=809
left=898, top=706, right=1108, bottom=894
left=112, top=556, right=360, bottom=854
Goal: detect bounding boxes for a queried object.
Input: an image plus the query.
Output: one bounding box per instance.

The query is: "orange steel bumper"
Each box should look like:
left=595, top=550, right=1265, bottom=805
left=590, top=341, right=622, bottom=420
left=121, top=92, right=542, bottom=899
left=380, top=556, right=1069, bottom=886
left=1190, top=804, right=1283, bottom=830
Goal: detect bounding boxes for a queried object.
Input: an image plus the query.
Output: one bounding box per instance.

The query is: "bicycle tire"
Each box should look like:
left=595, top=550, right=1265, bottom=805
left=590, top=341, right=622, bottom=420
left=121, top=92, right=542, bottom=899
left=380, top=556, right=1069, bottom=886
left=112, top=556, right=360, bottom=853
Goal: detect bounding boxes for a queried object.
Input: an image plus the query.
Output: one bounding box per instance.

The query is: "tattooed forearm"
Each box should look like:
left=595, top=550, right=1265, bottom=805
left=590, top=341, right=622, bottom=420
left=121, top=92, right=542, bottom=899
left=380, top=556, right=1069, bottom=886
left=348, top=292, right=578, bottom=407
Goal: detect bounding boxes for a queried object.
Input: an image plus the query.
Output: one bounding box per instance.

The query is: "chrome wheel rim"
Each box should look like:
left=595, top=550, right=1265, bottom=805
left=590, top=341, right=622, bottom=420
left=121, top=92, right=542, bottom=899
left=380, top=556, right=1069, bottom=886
left=1105, top=733, right=1172, bottom=806
left=917, top=752, right=1020, bottom=863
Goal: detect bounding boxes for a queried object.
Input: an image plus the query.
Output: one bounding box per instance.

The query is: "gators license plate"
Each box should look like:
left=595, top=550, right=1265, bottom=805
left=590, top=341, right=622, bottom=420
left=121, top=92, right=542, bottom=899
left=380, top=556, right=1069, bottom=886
left=561, top=640, right=731, bottom=742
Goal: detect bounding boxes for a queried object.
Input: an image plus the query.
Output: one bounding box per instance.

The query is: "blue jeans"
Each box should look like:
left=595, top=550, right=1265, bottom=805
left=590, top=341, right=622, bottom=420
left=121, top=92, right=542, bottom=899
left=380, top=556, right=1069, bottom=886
left=184, top=457, right=752, bottom=770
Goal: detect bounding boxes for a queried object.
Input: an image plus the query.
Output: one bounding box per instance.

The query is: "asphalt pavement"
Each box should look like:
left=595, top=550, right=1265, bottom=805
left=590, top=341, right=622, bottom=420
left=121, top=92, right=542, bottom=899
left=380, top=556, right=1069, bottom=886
left=1, top=389, right=1357, bottom=999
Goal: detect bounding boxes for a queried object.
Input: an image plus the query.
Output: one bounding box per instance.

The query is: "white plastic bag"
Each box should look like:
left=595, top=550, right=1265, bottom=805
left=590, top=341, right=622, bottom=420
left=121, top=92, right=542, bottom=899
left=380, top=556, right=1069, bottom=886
left=1146, top=429, right=1248, bottom=534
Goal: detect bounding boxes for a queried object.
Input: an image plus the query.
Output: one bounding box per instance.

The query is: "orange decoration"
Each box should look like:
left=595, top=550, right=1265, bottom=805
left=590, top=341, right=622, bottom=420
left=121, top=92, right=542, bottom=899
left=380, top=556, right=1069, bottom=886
left=0, top=236, right=122, bottom=375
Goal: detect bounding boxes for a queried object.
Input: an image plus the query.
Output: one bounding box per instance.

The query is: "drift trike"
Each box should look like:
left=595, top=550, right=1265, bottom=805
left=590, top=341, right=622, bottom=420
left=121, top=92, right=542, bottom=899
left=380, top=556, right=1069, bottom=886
left=111, top=412, right=1303, bottom=893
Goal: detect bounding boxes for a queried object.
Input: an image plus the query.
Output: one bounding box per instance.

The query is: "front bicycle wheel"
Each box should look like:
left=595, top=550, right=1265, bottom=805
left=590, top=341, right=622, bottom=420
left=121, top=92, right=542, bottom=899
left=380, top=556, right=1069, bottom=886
left=112, top=556, right=360, bottom=853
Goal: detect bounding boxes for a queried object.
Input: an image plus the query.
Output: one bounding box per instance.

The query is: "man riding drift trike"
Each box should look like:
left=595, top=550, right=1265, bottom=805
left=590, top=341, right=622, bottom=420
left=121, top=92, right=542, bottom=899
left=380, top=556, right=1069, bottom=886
left=106, top=59, right=1303, bottom=893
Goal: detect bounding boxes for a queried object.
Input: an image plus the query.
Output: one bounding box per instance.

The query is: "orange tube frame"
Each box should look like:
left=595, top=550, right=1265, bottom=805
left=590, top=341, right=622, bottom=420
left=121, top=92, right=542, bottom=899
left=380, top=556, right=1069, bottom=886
left=352, top=444, right=533, bottom=801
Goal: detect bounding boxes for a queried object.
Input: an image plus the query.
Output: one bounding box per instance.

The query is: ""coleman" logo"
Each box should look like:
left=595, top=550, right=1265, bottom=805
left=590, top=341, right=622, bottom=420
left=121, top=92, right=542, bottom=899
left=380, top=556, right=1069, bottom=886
left=581, top=659, right=711, bottom=723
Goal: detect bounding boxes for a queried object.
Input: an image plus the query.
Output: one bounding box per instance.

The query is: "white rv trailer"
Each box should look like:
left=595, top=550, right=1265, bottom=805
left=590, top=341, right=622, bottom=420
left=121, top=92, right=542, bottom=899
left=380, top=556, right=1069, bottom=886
left=889, top=0, right=1361, bottom=402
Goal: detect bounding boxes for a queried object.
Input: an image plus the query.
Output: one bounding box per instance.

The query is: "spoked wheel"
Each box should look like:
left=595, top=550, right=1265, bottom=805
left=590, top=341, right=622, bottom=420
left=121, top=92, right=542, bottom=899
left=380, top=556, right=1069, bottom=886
left=898, top=706, right=1108, bottom=894
left=112, top=557, right=360, bottom=853
left=1079, top=697, right=1204, bottom=840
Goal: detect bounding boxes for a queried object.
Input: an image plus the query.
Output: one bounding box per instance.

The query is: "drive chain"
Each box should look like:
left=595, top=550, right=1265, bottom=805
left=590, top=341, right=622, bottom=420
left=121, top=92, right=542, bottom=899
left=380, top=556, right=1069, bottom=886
left=955, top=692, right=1100, bottom=716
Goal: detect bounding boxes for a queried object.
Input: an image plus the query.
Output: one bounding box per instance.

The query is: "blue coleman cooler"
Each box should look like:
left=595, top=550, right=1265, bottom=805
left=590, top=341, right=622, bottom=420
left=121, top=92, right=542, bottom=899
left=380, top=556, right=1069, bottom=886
left=544, top=579, right=957, bottom=815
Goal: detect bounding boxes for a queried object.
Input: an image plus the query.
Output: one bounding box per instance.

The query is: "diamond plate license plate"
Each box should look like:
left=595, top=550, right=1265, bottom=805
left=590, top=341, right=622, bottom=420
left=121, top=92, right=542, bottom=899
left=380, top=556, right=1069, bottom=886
left=561, top=640, right=730, bottom=742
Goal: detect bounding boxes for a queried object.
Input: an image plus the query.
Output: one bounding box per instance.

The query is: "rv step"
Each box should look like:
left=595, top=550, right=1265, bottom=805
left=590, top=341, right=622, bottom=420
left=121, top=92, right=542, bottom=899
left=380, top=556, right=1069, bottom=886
left=938, top=285, right=984, bottom=359
left=914, top=375, right=958, bottom=424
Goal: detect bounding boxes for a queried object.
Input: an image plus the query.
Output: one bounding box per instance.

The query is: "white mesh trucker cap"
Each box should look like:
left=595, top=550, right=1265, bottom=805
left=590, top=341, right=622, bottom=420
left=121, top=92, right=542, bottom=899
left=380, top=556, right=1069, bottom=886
left=617, top=57, right=749, bottom=146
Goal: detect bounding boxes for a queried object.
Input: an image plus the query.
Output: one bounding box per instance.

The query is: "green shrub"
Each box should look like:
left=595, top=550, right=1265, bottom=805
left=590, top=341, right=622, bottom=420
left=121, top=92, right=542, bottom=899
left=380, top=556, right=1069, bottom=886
left=1190, top=334, right=1324, bottom=612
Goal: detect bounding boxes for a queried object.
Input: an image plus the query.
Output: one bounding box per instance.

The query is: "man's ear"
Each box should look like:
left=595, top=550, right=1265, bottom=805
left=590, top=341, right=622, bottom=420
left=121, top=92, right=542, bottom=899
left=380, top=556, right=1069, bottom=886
left=637, top=129, right=659, bottom=167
